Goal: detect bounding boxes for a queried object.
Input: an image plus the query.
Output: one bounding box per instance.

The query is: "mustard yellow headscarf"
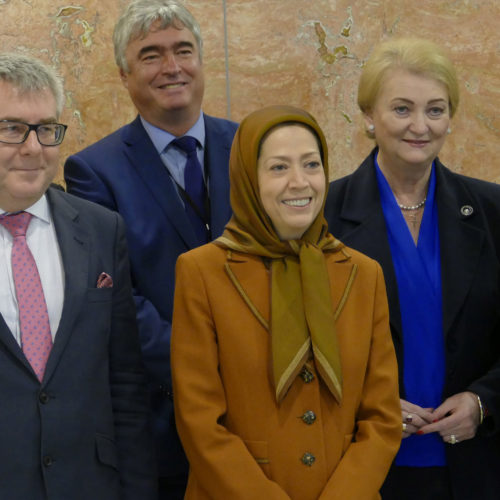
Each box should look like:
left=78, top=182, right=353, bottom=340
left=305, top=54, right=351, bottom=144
left=216, top=105, right=344, bottom=403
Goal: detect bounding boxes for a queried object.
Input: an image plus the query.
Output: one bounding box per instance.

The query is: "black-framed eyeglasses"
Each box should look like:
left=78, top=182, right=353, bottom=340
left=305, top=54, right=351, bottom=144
left=0, top=120, right=68, bottom=146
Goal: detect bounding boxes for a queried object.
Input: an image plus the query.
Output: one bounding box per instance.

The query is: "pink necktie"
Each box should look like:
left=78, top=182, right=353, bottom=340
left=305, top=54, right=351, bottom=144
left=0, top=212, right=52, bottom=381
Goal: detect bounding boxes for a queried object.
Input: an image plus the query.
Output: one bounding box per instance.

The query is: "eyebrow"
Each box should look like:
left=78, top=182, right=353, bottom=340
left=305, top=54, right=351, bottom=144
left=265, top=151, right=321, bottom=161
left=390, top=97, right=448, bottom=104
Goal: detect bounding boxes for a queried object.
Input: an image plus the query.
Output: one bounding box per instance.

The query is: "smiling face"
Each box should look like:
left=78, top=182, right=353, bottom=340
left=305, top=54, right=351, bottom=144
left=120, top=23, right=205, bottom=132
left=257, top=124, right=325, bottom=241
left=0, top=81, right=59, bottom=212
left=365, top=69, right=450, bottom=172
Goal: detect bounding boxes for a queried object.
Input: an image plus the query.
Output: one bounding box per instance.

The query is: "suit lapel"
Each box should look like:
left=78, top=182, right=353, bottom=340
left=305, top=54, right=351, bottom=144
left=435, top=163, right=484, bottom=337
left=122, top=117, right=199, bottom=248
left=204, top=115, right=233, bottom=237
left=42, top=189, right=89, bottom=384
left=0, top=314, right=33, bottom=376
left=335, top=157, right=403, bottom=340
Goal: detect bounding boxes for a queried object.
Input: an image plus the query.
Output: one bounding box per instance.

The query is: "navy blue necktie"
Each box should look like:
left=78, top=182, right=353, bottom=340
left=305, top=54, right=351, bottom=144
left=171, top=136, right=208, bottom=244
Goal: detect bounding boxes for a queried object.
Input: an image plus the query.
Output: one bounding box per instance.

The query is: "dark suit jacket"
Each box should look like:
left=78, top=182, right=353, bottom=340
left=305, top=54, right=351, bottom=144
left=0, top=187, right=156, bottom=499
left=64, top=113, right=238, bottom=476
left=325, top=149, right=500, bottom=499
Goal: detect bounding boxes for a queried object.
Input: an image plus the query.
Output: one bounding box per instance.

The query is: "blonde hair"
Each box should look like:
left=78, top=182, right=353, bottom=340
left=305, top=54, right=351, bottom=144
left=358, top=38, right=459, bottom=120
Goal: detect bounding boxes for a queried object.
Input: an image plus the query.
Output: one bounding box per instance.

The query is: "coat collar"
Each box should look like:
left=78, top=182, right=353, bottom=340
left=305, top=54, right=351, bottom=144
left=336, top=149, right=484, bottom=339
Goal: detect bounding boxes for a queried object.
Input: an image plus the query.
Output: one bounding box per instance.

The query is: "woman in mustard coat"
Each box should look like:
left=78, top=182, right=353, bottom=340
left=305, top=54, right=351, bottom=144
left=171, top=105, right=401, bottom=499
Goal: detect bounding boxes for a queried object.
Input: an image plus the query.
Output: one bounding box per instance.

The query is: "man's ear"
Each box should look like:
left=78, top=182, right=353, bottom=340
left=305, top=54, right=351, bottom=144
left=119, top=68, right=129, bottom=89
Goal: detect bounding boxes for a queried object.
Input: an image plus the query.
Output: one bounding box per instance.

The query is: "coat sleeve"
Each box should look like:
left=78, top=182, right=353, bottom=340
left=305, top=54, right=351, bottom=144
left=171, top=252, right=291, bottom=499
left=319, top=263, right=401, bottom=500
left=108, top=213, right=157, bottom=499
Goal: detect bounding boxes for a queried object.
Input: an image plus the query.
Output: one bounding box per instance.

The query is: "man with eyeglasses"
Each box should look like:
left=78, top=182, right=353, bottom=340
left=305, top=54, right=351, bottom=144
left=0, top=53, right=156, bottom=499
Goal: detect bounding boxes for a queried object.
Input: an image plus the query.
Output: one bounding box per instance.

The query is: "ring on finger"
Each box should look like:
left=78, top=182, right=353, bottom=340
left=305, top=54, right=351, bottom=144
left=448, top=434, right=458, bottom=445
left=402, top=422, right=407, bottom=432
left=405, top=413, right=413, bottom=424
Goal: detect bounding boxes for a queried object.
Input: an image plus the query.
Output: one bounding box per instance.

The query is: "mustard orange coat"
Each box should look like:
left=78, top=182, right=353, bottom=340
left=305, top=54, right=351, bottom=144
left=171, top=243, right=401, bottom=500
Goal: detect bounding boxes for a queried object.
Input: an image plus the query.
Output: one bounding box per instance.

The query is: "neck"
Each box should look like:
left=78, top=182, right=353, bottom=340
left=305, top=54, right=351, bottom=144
left=143, top=107, right=201, bottom=137
left=377, top=153, right=431, bottom=207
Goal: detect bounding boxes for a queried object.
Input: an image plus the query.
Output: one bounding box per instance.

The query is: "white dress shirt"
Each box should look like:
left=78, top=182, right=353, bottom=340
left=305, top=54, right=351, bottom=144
left=0, top=195, right=65, bottom=344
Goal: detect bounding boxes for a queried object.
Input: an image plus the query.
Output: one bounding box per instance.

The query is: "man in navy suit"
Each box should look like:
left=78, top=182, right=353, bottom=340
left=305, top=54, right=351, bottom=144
left=64, top=1, right=238, bottom=497
left=0, top=53, right=156, bottom=499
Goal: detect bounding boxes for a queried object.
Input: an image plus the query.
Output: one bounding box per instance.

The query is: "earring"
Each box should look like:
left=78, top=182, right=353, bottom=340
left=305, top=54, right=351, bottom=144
left=447, top=127, right=452, bottom=134
left=368, top=124, right=375, bottom=133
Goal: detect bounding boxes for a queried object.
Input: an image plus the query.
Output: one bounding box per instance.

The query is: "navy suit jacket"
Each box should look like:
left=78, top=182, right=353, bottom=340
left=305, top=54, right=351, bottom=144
left=64, top=113, right=238, bottom=475
left=325, top=149, right=500, bottom=499
left=0, top=187, right=156, bottom=499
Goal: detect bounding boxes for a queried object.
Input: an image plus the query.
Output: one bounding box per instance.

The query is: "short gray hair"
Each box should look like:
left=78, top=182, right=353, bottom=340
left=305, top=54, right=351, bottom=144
left=0, top=53, right=65, bottom=118
left=113, top=0, right=203, bottom=72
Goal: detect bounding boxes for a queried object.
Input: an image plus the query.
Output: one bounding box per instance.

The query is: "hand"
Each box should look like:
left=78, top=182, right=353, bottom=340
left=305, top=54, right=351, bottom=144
left=418, top=391, right=480, bottom=444
left=400, top=399, right=434, bottom=439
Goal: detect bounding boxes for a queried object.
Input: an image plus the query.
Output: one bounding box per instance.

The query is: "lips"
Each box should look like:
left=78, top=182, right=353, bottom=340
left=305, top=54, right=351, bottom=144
left=404, top=139, right=430, bottom=146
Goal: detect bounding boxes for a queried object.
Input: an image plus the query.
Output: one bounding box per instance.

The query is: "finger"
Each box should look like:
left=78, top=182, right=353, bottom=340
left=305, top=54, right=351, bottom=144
left=400, top=403, right=434, bottom=424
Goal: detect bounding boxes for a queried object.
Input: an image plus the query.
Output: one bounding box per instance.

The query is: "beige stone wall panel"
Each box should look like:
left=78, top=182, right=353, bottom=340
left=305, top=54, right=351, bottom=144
left=0, top=0, right=498, bottom=184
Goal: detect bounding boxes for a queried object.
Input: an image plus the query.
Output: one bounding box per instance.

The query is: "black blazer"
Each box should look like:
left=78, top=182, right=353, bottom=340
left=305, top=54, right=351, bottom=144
left=325, top=149, right=500, bottom=499
left=0, top=188, right=156, bottom=499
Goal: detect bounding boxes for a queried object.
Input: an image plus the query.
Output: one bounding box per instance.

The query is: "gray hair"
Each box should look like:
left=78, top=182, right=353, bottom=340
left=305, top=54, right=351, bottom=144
left=0, top=53, right=64, bottom=118
left=113, top=0, right=203, bottom=72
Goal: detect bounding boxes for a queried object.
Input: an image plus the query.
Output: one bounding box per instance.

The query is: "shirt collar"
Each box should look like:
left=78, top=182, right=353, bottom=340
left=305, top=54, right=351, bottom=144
left=140, top=112, right=206, bottom=154
left=0, top=194, right=50, bottom=224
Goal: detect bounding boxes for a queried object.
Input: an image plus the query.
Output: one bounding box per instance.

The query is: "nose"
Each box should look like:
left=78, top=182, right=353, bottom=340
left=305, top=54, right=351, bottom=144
left=161, top=53, right=181, bottom=74
left=20, top=130, right=43, bottom=154
left=409, top=111, right=429, bottom=135
left=288, top=165, right=308, bottom=188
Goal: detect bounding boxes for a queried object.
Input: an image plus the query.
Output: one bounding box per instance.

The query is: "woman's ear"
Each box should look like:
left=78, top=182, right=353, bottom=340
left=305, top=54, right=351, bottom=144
left=363, top=113, right=375, bottom=137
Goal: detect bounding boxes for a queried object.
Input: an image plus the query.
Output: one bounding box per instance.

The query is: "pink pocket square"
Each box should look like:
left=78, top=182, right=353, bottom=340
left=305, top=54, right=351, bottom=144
left=97, top=272, right=113, bottom=289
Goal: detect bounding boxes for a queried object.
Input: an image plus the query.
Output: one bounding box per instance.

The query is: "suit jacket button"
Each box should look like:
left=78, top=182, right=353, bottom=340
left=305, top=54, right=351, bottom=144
left=43, top=455, right=53, bottom=467
left=301, top=410, right=317, bottom=425
left=301, top=452, right=315, bottom=466
left=39, top=392, right=49, bottom=404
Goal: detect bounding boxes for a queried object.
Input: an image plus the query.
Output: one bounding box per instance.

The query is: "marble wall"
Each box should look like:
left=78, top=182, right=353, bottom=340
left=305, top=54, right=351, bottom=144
left=1, top=0, right=498, bottom=184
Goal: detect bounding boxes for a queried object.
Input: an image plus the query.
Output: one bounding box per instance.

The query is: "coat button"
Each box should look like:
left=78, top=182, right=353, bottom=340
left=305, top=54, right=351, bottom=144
left=301, top=410, right=317, bottom=425
left=43, top=455, right=53, bottom=467
left=39, top=392, right=49, bottom=404
left=301, top=452, right=316, bottom=466
left=300, top=367, right=315, bottom=383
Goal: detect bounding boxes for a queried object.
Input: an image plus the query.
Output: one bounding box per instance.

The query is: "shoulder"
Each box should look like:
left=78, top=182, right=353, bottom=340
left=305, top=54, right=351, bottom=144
left=48, top=187, right=122, bottom=226
left=177, top=242, right=227, bottom=267
left=329, top=150, right=375, bottom=191
left=67, top=119, right=140, bottom=161
left=203, top=113, right=238, bottom=135
left=437, top=161, right=500, bottom=210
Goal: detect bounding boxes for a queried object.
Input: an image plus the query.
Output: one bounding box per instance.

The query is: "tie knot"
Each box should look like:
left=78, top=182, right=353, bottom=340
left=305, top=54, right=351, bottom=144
left=172, top=136, right=198, bottom=155
left=0, top=211, right=32, bottom=237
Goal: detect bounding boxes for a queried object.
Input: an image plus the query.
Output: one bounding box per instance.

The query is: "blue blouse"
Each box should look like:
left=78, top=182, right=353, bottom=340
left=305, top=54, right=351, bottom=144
left=375, top=157, right=446, bottom=466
